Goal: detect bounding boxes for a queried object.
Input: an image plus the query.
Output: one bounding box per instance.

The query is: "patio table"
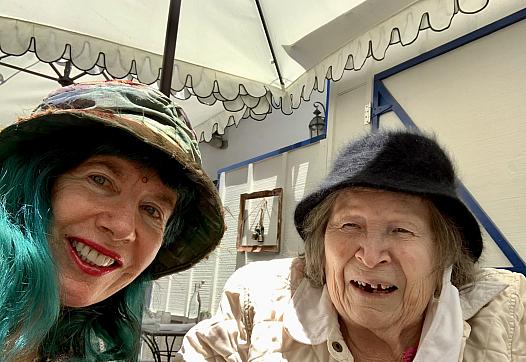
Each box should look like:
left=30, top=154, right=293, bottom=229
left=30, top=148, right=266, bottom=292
left=141, top=323, right=195, bottom=362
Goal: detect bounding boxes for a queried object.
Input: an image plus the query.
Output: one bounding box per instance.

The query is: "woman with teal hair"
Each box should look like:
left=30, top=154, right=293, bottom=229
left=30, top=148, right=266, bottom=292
left=0, top=81, right=225, bottom=361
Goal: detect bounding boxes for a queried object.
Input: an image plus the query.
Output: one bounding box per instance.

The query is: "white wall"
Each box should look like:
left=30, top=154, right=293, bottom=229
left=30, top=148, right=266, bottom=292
left=328, top=14, right=526, bottom=268
left=378, top=18, right=526, bottom=267
left=199, top=89, right=327, bottom=179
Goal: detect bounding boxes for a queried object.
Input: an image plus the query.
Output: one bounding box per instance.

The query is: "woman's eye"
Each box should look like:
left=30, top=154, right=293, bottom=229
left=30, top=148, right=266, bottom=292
left=393, top=227, right=413, bottom=234
left=341, top=223, right=360, bottom=231
left=142, top=205, right=162, bottom=220
left=89, top=174, right=108, bottom=186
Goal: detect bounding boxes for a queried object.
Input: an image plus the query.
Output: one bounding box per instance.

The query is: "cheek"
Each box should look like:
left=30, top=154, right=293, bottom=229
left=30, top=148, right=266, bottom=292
left=324, top=235, right=354, bottom=295
left=133, top=238, right=163, bottom=271
left=324, top=232, right=356, bottom=263
left=399, top=239, right=436, bottom=275
left=399, top=244, right=438, bottom=306
left=51, top=191, right=67, bottom=223
left=403, top=273, right=438, bottom=319
left=51, top=185, right=90, bottom=225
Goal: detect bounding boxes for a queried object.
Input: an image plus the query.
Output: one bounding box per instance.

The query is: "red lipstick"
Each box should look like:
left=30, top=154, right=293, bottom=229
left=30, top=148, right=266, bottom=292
left=67, top=236, right=123, bottom=276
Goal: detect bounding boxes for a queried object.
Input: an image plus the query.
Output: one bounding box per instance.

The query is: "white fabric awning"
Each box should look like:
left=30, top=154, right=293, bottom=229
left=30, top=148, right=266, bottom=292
left=0, top=0, right=523, bottom=141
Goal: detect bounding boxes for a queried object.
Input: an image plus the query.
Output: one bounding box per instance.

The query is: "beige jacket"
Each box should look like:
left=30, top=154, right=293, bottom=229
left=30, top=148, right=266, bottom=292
left=179, top=258, right=526, bottom=361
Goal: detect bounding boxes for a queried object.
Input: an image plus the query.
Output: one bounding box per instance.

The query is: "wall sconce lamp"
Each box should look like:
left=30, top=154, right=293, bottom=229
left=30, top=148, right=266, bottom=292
left=309, top=101, right=326, bottom=138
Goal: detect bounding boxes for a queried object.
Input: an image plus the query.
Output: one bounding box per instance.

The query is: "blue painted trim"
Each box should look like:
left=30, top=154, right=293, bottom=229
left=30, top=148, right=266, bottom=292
left=457, top=184, right=526, bottom=270
left=371, top=81, right=380, bottom=130
left=375, top=7, right=526, bottom=82
left=217, top=134, right=325, bottom=176
left=373, top=80, right=526, bottom=273
left=503, top=266, right=526, bottom=274
left=323, top=80, right=331, bottom=134
left=216, top=79, right=331, bottom=180
left=374, top=81, right=418, bottom=129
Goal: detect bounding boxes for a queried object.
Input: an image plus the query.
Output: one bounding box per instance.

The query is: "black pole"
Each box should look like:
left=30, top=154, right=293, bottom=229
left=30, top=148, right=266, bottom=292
left=159, top=0, right=182, bottom=96
left=254, top=0, right=285, bottom=88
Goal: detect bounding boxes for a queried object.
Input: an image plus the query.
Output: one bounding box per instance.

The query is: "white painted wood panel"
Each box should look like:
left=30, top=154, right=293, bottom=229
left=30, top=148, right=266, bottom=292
left=381, top=19, right=526, bottom=266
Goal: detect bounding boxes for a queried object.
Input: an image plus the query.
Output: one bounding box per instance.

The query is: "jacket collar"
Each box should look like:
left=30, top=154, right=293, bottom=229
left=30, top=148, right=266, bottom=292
left=283, top=278, right=337, bottom=345
left=413, top=267, right=463, bottom=361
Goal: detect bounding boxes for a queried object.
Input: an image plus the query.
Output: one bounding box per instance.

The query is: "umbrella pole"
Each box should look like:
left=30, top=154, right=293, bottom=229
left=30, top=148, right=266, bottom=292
left=254, top=0, right=284, bottom=89
left=160, top=0, right=182, bottom=96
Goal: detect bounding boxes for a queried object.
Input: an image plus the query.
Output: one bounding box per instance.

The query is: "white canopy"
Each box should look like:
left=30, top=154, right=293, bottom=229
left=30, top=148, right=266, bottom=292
left=0, top=0, right=519, bottom=141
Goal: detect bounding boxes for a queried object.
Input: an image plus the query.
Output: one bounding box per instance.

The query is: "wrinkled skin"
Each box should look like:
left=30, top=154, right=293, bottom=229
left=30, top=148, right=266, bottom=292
left=324, top=188, right=439, bottom=360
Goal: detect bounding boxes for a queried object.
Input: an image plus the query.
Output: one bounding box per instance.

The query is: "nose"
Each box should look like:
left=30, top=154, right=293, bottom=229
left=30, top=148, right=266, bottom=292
left=95, top=203, right=137, bottom=243
left=354, top=234, right=391, bottom=268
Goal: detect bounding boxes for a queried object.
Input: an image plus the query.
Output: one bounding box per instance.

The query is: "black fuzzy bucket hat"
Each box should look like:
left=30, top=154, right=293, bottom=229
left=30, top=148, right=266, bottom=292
left=294, top=130, right=483, bottom=261
left=0, top=80, right=225, bottom=278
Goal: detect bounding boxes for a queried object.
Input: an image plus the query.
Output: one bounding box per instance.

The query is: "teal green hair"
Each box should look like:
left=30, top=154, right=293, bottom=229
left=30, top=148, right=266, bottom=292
left=0, top=150, right=60, bottom=359
left=0, top=126, right=195, bottom=361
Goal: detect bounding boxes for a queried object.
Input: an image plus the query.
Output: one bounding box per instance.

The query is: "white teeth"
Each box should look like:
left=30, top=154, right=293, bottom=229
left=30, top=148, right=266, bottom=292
left=85, top=248, right=94, bottom=259
left=95, top=253, right=106, bottom=266
left=72, top=240, right=115, bottom=267
left=353, top=280, right=394, bottom=290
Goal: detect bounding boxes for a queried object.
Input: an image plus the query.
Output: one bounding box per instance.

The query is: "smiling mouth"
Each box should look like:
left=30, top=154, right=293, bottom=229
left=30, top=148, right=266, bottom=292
left=70, top=239, right=117, bottom=268
left=350, top=280, right=398, bottom=294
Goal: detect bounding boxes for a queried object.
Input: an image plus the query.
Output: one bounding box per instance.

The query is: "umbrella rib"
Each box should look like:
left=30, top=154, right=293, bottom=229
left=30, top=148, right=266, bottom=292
left=254, top=0, right=285, bottom=89
left=49, top=62, right=63, bottom=77
left=70, top=71, right=89, bottom=81
left=0, top=61, right=58, bottom=83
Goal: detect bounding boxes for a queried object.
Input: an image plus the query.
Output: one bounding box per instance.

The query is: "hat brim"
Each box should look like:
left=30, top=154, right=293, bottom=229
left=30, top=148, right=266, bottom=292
left=0, top=109, right=225, bottom=278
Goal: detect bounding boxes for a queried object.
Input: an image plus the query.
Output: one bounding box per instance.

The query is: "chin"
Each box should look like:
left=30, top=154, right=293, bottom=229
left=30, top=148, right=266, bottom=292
left=61, top=295, right=99, bottom=308
left=60, top=284, right=107, bottom=307
left=349, top=308, right=394, bottom=329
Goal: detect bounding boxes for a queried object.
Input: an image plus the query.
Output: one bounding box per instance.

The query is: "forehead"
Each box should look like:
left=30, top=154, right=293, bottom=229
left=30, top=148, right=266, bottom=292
left=330, top=188, right=430, bottom=219
left=78, top=154, right=177, bottom=203
left=80, top=154, right=157, bottom=175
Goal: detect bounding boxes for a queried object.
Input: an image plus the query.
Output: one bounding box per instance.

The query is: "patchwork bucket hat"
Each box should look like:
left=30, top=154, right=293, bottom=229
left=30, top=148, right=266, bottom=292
left=294, top=130, right=483, bottom=261
left=0, top=80, right=225, bottom=278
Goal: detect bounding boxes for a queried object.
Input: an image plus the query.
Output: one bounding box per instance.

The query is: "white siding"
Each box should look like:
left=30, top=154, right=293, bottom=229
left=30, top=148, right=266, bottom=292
left=380, top=19, right=526, bottom=266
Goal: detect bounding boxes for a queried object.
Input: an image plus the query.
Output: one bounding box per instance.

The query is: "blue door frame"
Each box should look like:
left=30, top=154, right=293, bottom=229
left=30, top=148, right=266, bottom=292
left=371, top=8, right=526, bottom=274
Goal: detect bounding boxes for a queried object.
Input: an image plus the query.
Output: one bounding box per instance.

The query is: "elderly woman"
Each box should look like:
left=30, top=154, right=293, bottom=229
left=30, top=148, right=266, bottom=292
left=0, top=81, right=224, bottom=361
left=180, top=130, right=526, bottom=361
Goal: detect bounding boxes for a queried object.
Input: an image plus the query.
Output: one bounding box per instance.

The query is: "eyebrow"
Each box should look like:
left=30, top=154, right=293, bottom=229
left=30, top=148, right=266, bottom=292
left=82, top=159, right=125, bottom=178
left=152, top=193, right=178, bottom=212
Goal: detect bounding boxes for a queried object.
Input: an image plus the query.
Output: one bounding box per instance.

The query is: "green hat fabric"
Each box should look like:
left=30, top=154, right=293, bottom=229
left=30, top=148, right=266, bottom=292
left=0, top=80, right=225, bottom=278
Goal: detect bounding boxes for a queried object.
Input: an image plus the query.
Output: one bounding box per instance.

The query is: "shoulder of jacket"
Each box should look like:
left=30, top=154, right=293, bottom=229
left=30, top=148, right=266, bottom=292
left=462, top=267, right=525, bottom=320
left=462, top=269, right=526, bottom=358
left=477, top=267, right=526, bottom=292
left=223, top=257, right=296, bottom=292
